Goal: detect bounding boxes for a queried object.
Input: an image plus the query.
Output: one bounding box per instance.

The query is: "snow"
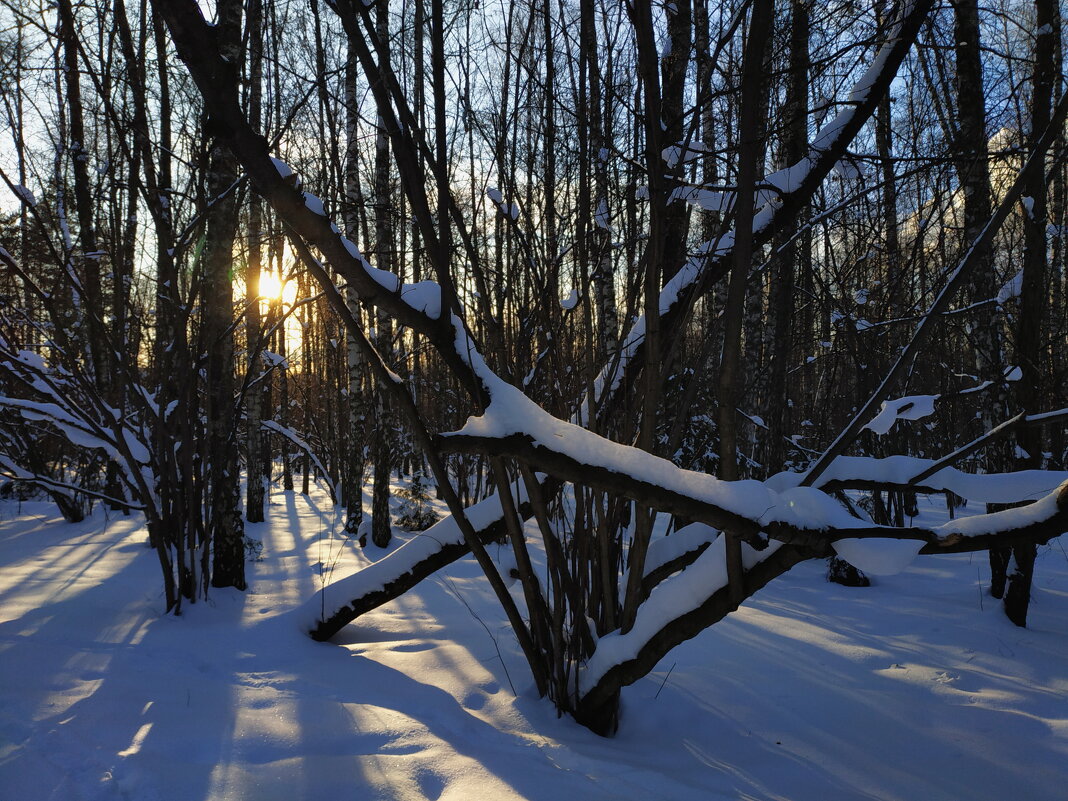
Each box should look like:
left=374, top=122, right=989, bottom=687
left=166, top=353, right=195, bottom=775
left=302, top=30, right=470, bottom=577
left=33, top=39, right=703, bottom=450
left=299, top=480, right=530, bottom=631
left=401, top=281, right=443, bottom=318
left=487, top=188, right=520, bottom=219
left=833, top=158, right=863, bottom=180
left=262, top=351, right=288, bottom=369
left=864, top=394, right=938, bottom=435
left=302, top=192, right=326, bottom=217
left=121, top=427, right=151, bottom=465
left=15, top=349, right=47, bottom=371
left=269, top=157, right=297, bottom=184
left=449, top=361, right=1068, bottom=551
left=996, top=270, right=1023, bottom=304
left=594, top=199, right=611, bottom=231
left=767, top=455, right=1068, bottom=504
left=339, top=236, right=401, bottom=293
left=261, top=420, right=338, bottom=503
left=627, top=521, right=720, bottom=587
left=13, top=184, right=37, bottom=206
left=939, top=488, right=1065, bottom=536
left=582, top=535, right=784, bottom=693
left=5, top=489, right=1066, bottom=800
left=661, top=143, right=706, bottom=168
left=670, top=186, right=733, bottom=214
left=832, top=537, right=923, bottom=575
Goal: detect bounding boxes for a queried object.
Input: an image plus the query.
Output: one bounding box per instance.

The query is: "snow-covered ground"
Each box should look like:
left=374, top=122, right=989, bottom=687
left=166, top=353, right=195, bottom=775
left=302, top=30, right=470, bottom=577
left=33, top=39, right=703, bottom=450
left=2, top=484, right=1067, bottom=801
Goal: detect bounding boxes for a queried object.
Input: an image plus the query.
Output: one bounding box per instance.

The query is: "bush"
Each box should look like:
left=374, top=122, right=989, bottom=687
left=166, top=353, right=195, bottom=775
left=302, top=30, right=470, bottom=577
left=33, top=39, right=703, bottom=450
left=394, top=473, right=439, bottom=531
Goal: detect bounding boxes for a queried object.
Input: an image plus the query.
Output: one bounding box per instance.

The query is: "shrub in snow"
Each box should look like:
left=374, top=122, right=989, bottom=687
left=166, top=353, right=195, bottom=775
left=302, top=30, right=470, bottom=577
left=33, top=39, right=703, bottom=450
left=0, top=480, right=39, bottom=502
left=394, top=473, right=439, bottom=531
left=827, top=555, right=870, bottom=587
left=244, top=536, right=264, bottom=562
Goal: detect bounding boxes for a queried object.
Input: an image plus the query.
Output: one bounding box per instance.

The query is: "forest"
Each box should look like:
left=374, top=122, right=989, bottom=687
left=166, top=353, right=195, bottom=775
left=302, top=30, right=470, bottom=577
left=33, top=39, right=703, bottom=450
left=1, top=0, right=1067, bottom=795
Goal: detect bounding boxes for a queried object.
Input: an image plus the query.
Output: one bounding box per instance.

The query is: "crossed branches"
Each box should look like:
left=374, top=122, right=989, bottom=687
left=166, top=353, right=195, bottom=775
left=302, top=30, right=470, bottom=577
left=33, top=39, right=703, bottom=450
left=152, top=0, right=1068, bottom=734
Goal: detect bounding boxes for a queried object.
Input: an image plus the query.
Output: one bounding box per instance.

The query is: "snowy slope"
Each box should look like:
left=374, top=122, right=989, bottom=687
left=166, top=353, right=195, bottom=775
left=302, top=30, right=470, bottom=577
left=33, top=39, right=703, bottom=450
left=1, top=487, right=1066, bottom=801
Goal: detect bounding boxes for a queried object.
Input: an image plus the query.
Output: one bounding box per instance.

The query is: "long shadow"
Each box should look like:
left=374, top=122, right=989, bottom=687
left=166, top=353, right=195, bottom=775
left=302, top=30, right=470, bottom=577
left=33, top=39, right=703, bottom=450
left=0, top=511, right=240, bottom=801
left=288, top=541, right=725, bottom=800
left=20, top=489, right=1009, bottom=800
left=644, top=557, right=1068, bottom=801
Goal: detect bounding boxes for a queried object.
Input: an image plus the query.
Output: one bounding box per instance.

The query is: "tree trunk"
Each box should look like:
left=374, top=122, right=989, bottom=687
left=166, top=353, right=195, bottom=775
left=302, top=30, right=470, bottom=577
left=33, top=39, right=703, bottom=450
left=765, top=0, right=810, bottom=475
left=245, top=0, right=267, bottom=524
left=370, top=0, right=394, bottom=549
left=206, top=0, right=246, bottom=590
left=1001, top=0, right=1058, bottom=627
left=717, top=0, right=773, bottom=604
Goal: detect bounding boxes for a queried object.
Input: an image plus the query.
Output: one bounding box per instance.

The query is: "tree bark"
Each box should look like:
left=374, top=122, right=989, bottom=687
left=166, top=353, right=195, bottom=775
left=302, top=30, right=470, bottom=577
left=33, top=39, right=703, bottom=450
left=206, top=0, right=246, bottom=590
left=717, top=0, right=773, bottom=605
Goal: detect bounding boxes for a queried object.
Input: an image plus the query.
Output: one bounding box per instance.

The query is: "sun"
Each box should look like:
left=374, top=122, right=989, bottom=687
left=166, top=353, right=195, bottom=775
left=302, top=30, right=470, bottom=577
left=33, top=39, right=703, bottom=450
left=258, top=271, right=284, bottom=300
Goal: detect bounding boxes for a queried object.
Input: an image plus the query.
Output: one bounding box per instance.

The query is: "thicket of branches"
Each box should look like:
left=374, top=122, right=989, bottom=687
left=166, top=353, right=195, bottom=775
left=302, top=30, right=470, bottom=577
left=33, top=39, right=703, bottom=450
left=1, top=0, right=1066, bottom=734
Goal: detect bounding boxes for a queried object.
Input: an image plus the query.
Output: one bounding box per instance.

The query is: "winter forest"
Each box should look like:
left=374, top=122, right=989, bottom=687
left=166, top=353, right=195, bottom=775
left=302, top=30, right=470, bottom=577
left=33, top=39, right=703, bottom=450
left=1, top=0, right=1067, bottom=797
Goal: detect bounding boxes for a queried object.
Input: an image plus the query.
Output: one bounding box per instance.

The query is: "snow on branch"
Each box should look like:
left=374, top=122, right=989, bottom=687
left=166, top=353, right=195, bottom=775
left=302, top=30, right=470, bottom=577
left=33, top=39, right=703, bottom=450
left=0, top=331, right=155, bottom=507
left=261, top=419, right=338, bottom=504
left=441, top=371, right=1068, bottom=554
left=864, top=395, right=938, bottom=436
left=803, top=90, right=1068, bottom=487
left=576, top=481, right=1068, bottom=721
left=859, top=368, right=1025, bottom=436
left=581, top=536, right=786, bottom=695
left=301, top=485, right=531, bottom=640
left=769, top=455, right=1067, bottom=505
left=584, top=0, right=937, bottom=419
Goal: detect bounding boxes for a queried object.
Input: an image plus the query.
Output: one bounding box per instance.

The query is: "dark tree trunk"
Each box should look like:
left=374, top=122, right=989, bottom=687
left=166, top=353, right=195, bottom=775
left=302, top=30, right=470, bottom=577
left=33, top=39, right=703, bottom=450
left=765, top=0, right=810, bottom=473
left=989, top=547, right=1010, bottom=599
left=1004, top=544, right=1037, bottom=627
left=206, top=0, right=246, bottom=590
left=245, top=0, right=267, bottom=525
left=999, top=0, right=1059, bottom=627
left=370, top=0, right=394, bottom=549
left=717, top=0, right=773, bottom=604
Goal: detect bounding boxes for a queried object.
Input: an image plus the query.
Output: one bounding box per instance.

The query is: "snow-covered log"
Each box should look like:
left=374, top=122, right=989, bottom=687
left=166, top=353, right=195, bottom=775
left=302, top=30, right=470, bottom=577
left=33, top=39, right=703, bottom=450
left=768, top=455, right=1068, bottom=504
left=302, top=488, right=533, bottom=641
left=574, top=480, right=1068, bottom=734
left=439, top=386, right=1068, bottom=555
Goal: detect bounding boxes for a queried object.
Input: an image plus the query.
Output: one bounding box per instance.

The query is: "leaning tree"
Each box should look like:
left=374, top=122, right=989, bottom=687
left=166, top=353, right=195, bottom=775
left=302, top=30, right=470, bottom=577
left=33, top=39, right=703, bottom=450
left=35, top=0, right=1068, bottom=735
